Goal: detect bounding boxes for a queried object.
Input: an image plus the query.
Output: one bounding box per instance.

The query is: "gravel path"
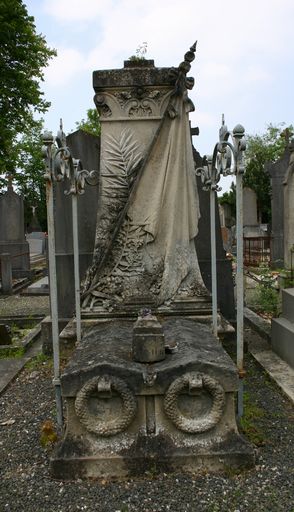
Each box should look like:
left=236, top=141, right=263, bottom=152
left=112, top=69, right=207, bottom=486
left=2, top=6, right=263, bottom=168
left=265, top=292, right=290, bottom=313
left=0, top=327, right=293, bottom=512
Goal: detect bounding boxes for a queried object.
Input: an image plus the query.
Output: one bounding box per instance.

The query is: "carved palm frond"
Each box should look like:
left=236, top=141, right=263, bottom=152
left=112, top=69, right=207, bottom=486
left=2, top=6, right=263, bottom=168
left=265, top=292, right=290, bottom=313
left=104, top=128, right=142, bottom=185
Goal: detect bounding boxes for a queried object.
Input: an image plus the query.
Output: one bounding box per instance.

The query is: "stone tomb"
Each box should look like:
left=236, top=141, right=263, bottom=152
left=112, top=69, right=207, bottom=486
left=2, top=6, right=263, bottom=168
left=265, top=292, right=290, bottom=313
left=51, top=318, right=253, bottom=478
left=51, top=47, right=253, bottom=478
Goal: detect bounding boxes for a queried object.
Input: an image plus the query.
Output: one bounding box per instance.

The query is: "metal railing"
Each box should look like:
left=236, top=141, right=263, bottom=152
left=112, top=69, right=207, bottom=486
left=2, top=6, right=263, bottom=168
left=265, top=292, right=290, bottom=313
left=243, top=236, right=272, bottom=267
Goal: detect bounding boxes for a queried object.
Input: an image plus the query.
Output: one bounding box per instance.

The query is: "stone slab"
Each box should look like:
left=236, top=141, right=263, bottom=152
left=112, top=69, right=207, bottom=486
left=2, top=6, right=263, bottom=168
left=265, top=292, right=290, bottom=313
left=51, top=317, right=254, bottom=479
left=61, top=318, right=238, bottom=396
left=271, top=317, right=294, bottom=369
left=250, top=344, right=294, bottom=405
left=0, top=337, right=42, bottom=396
left=244, top=307, right=271, bottom=342
left=281, top=287, right=294, bottom=323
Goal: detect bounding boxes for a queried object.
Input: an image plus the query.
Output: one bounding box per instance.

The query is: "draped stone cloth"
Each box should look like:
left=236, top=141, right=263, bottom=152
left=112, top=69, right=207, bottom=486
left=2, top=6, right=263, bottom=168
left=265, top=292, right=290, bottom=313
left=82, top=94, right=206, bottom=309
left=127, top=96, right=202, bottom=303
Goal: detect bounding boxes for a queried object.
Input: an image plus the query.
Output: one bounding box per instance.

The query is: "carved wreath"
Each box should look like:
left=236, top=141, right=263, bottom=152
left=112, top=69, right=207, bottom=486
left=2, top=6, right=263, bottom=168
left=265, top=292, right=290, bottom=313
left=163, top=372, right=225, bottom=433
left=75, top=375, right=137, bottom=436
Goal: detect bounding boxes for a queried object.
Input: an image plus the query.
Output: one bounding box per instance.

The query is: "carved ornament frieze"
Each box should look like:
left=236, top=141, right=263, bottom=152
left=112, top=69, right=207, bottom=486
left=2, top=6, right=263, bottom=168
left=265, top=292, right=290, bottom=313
left=94, top=88, right=172, bottom=119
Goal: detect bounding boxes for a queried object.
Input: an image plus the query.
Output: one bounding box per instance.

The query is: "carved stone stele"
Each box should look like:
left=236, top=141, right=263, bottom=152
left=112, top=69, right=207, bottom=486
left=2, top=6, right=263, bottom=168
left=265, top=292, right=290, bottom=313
left=82, top=56, right=208, bottom=311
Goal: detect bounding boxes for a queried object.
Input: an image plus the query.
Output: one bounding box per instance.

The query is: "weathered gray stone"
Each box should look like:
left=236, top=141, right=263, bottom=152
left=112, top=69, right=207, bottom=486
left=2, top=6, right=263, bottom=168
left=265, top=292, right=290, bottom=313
left=0, top=253, right=13, bottom=294
left=54, top=130, right=100, bottom=318
left=51, top=50, right=245, bottom=480
left=266, top=148, right=290, bottom=267
left=243, top=187, right=258, bottom=227
left=283, top=140, right=294, bottom=268
left=0, top=186, right=30, bottom=276
left=51, top=318, right=254, bottom=479
left=194, top=148, right=235, bottom=321
left=271, top=288, right=294, bottom=368
left=132, top=312, right=165, bottom=363
left=82, top=52, right=209, bottom=312
left=26, top=231, right=46, bottom=254
left=41, top=315, right=74, bottom=355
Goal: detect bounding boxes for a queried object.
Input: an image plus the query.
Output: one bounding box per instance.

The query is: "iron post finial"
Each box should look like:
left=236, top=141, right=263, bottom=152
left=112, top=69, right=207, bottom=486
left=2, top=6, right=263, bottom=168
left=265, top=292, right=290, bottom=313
left=42, top=130, right=54, bottom=146
left=233, top=124, right=245, bottom=139
left=190, top=41, right=197, bottom=52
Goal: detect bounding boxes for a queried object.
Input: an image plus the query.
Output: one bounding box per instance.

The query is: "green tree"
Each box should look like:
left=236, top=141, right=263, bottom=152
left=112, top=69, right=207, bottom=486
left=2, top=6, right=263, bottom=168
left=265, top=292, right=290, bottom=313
left=13, top=119, right=47, bottom=230
left=218, top=124, right=294, bottom=223
left=219, top=181, right=236, bottom=218
left=243, top=123, right=293, bottom=223
left=75, top=108, right=101, bottom=136
left=0, top=0, right=56, bottom=176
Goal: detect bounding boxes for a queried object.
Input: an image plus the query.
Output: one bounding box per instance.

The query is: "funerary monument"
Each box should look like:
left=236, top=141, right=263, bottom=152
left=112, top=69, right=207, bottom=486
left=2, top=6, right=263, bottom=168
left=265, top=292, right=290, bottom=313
left=51, top=44, right=253, bottom=478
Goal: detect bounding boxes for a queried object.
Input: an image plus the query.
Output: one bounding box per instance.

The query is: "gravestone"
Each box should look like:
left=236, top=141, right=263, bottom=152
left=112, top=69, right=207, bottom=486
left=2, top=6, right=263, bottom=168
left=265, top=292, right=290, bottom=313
left=27, top=205, right=42, bottom=233
left=54, top=129, right=100, bottom=318
left=0, top=181, right=30, bottom=277
left=243, top=187, right=259, bottom=237
left=218, top=203, right=234, bottom=253
left=266, top=147, right=291, bottom=268
left=51, top=46, right=253, bottom=479
left=283, top=139, right=294, bottom=268
left=26, top=231, right=46, bottom=255
left=194, top=150, right=235, bottom=320
left=41, top=130, right=100, bottom=353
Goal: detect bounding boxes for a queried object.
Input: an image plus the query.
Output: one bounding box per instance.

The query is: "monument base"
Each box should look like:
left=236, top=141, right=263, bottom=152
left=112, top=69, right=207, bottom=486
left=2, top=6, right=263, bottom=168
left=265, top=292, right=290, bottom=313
left=0, top=241, right=30, bottom=274
left=51, top=317, right=254, bottom=479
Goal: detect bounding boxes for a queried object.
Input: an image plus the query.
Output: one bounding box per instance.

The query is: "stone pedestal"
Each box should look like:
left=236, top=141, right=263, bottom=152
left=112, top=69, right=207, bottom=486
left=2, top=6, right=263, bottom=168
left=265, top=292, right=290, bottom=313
left=283, top=141, right=294, bottom=268
left=266, top=149, right=290, bottom=268
left=271, top=288, right=294, bottom=368
left=51, top=318, right=254, bottom=479
left=0, top=253, right=13, bottom=294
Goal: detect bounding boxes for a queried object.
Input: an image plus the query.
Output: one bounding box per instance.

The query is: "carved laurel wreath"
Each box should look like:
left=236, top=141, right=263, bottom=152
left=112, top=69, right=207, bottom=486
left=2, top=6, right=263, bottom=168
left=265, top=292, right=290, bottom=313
left=75, top=375, right=137, bottom=436
left=163, top=372, right=225, bottom=433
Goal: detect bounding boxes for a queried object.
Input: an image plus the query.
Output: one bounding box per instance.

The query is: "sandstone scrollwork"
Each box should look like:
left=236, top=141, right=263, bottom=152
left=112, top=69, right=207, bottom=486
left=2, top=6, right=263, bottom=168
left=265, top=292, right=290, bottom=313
left=75, top=375, right=137, bottom=436
left=163, top=372, right=225, bottom=433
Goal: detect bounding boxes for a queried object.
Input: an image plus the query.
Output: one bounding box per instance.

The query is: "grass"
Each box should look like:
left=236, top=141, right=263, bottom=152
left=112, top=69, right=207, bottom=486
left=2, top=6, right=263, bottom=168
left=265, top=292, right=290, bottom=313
left=25, top=352, right=52, bottom=370
left=239, top=391, right=266, bottom=446
left=0, top=346, right=25, bottom=359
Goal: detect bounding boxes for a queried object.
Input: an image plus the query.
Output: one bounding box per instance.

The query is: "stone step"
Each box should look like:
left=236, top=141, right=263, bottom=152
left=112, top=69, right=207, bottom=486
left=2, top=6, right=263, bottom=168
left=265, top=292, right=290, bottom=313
left=271, top=316, right=294, bottom=369
left=282, top=288, right=294, bottom=323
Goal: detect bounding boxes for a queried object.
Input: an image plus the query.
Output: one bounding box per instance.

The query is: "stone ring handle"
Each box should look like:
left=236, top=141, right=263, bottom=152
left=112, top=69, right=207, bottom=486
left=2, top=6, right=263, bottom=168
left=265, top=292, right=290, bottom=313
left=163, top=372, right=225, bottom=433
left=75, top=375, right=137, bottom=437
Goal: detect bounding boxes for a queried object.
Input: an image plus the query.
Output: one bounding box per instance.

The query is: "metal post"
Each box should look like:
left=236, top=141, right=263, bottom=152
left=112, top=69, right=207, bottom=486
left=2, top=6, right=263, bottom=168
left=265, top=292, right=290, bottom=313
left=236, top=165, right=244, bottom=417
left=43, top=134, right=63, bottom=428
left=71, top=192, right=81, bottom=343
left=196, top=155, right=221, bottom=338
left=210, top=187, right=218, bottom=337
left=203, top=117, right=246, bottom=417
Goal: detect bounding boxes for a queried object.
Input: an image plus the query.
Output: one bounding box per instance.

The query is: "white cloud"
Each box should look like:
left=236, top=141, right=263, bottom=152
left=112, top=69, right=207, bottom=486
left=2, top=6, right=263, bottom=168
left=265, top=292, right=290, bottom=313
left=43, top=47, right=86, bottom=86
left=28, top=0, right=293, bottom=157
left=43, top=0, right=114, bottom=22
left=40, top=0, right=294, bottom=90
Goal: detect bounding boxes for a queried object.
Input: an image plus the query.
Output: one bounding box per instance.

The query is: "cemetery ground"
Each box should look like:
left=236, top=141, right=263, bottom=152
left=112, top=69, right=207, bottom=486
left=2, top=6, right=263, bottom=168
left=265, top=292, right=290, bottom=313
left=0, top=294, right=293, bottom=512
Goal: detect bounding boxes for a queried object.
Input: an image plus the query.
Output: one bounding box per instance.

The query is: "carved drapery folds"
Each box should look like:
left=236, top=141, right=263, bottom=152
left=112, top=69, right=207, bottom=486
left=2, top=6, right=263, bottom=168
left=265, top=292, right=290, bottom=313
left=82, top=43, right=207, bottom=310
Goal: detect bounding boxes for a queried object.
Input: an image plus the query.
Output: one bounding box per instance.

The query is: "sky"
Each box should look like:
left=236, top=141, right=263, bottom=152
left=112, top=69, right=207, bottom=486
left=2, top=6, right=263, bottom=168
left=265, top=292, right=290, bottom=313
left=24, top=0, right=294, bottom=193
